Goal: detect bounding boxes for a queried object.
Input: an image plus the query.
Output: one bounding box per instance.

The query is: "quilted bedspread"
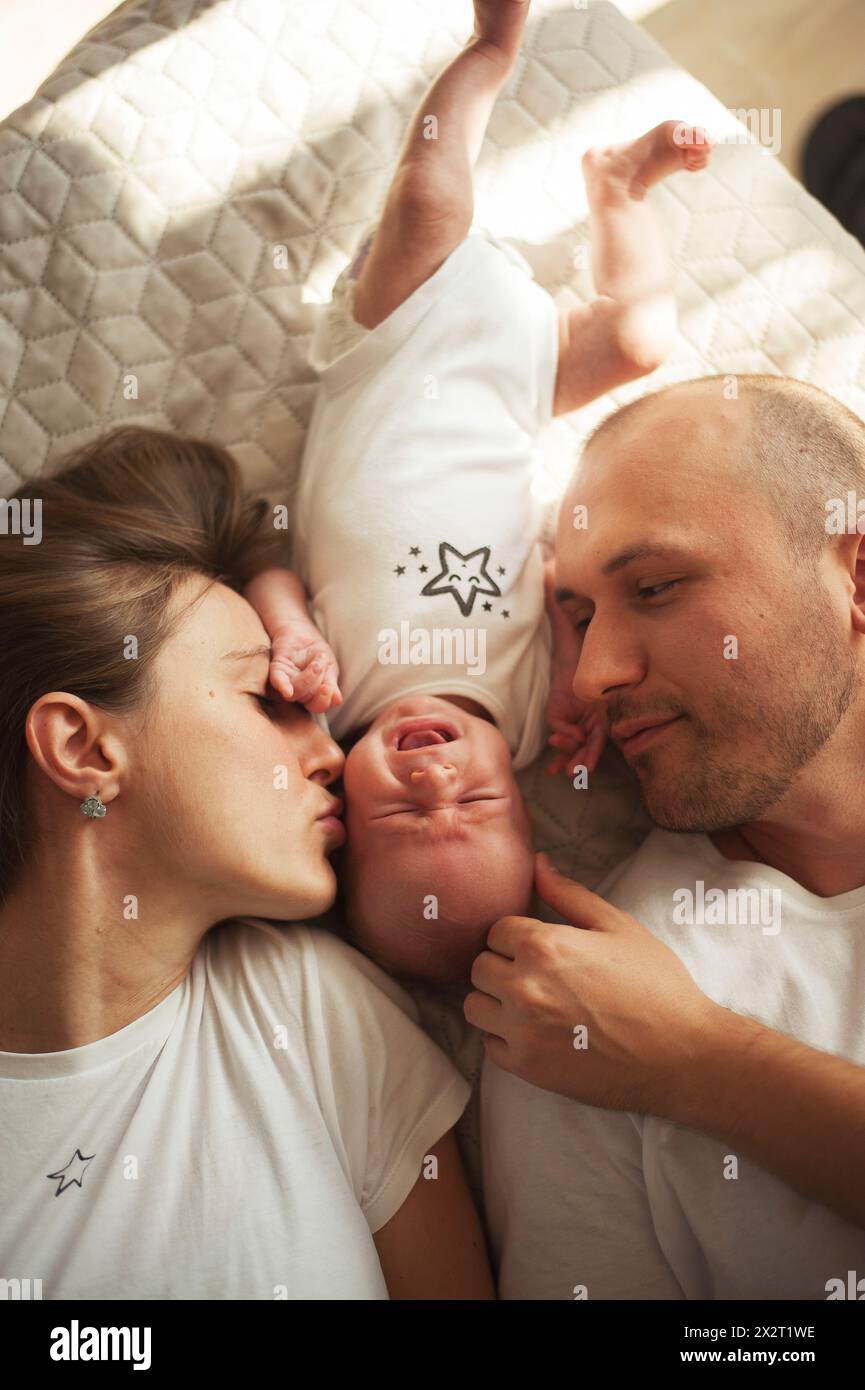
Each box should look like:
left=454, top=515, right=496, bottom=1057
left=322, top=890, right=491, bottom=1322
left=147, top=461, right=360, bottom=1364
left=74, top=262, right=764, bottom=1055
left=3, top=0, right=865, bottom=1211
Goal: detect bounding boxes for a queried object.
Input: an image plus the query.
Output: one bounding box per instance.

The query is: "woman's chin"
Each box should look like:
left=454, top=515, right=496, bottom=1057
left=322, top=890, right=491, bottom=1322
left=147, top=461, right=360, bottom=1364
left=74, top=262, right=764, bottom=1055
left=227, top=861, right=337, bottom=924
left=294, top=861, right=338, bottom=919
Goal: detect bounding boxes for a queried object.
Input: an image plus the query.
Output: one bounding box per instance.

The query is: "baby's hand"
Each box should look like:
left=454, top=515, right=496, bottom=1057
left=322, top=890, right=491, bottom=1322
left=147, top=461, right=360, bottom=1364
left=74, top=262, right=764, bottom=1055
left=543, top=559, right=607, bottom=776
left=546, top=680, right=607, bottom=778
left=269, top=620, right=343, bottom=715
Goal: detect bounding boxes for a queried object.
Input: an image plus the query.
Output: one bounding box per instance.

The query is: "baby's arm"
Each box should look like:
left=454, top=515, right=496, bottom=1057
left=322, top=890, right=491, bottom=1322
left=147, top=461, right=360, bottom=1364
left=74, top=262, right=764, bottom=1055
left=553, top=121, right=713, bottom=416
left=244, top=568, right=342, bottom=715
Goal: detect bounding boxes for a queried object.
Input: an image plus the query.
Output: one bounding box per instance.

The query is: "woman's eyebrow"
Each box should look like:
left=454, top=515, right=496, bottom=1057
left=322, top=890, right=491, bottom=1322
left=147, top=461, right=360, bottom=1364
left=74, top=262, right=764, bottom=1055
left=220, top=644, right=272, bottom=663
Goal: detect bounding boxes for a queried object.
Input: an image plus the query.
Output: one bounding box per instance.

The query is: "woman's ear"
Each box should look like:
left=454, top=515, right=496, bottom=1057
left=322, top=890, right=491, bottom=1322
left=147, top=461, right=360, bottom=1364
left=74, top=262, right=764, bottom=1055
left=25, top=693, right=124, bottom=805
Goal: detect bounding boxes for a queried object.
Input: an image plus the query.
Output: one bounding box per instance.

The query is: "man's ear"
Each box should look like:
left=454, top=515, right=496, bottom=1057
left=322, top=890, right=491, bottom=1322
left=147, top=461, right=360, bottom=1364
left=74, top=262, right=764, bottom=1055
left=25, top=693, right=124, bottom=805
left=847, top=530, right=865, bottom=635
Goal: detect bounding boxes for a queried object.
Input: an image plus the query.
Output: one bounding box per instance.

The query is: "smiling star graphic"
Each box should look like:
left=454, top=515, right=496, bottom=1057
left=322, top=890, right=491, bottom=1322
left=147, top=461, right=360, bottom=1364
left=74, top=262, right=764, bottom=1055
left=419, top=542, right=502, bottom=616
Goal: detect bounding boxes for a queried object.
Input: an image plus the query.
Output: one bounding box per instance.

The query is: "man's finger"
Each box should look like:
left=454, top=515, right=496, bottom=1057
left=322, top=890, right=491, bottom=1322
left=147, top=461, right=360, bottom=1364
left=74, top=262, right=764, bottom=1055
left=480, top=1032, right=514, bottom=1073
left=533, top=852, right=619, bottom=931
left=484, top=913, right=535, bottom=958
left=469, top=945, right=512, bottom=1002
left=463, top=983, right=506, bottom=1036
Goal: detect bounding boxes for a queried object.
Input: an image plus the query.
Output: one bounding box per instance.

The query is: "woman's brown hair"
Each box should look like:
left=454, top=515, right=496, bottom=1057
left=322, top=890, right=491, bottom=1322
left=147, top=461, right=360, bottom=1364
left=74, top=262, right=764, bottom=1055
left=0, top=425, right=284, bottom=903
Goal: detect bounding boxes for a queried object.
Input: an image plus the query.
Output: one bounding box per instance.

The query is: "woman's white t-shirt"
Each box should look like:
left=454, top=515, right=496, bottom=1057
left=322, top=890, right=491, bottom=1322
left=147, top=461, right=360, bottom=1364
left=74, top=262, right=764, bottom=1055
left=0, top=919, right=471, bottom=1300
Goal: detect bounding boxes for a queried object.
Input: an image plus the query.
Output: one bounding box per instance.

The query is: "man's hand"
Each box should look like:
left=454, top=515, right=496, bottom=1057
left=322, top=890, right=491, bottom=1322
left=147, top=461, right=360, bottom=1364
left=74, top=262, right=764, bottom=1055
left=269, top=620, right=342, bottom=715
left=464, top=852, right=721, bottom=1113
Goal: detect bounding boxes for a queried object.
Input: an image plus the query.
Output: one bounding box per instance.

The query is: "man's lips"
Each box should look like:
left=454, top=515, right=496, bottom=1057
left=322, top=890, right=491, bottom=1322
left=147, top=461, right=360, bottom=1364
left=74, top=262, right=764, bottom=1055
left=611, top=714, right=683, bottom=756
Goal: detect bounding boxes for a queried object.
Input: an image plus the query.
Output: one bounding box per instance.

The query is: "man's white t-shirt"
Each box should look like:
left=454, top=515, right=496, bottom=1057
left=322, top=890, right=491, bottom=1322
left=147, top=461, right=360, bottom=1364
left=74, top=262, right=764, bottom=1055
left=481, top=827, right=865, bottom=1299
left=293, top=226, right=558, bottom=770
left=0, top=920, right=470, bottom=1299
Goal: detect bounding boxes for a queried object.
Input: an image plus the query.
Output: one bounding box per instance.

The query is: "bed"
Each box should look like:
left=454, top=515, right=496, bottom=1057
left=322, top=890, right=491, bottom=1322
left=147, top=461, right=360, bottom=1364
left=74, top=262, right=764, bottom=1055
left=3, top=0, right=865, bottom=1210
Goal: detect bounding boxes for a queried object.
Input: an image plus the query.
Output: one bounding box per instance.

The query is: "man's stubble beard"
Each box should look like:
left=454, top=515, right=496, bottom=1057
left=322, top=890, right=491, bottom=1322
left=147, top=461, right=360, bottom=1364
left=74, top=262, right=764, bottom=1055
left=630, top=584, right=860, bottom=834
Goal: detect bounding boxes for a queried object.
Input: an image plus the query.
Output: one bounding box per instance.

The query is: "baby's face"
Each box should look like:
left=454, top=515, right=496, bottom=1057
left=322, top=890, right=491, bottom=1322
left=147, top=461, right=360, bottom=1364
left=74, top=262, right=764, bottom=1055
left=340, top=695, right=535, bottom=985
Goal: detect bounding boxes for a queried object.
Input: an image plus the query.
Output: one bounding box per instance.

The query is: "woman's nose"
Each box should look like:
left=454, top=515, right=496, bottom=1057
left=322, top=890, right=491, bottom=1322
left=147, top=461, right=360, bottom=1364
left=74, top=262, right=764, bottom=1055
left=306, top=724, right=344, bottom=785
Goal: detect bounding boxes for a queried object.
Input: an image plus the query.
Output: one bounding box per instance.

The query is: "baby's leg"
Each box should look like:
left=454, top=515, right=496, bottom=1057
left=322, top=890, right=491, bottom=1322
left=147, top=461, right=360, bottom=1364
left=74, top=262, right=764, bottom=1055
left=552, top=121, right=713, bottom=416
left=352, top=0, right=531, bottom=330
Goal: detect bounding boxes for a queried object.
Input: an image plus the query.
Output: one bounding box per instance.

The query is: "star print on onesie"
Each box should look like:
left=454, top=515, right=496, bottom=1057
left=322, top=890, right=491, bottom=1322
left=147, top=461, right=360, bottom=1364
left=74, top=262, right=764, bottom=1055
left=420, top=542, right=502, bottom=616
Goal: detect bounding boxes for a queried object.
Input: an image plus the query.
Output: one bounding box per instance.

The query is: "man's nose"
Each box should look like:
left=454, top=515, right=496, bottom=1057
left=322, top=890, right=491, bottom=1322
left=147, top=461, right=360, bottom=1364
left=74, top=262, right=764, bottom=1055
left=572, top=621, right=645, bottom=703
left=407, top=762, right=460, bottom=805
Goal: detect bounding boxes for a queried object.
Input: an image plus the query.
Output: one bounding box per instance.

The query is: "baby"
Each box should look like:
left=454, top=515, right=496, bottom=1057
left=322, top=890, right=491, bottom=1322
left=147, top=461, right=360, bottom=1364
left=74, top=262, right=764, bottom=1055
left=246, top=0, right=712, bottom=986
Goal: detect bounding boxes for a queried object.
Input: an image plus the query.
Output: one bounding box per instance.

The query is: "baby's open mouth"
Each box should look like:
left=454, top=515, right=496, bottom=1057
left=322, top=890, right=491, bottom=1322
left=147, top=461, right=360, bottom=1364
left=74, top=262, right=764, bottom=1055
left=396, top=726, right=456, bottom=752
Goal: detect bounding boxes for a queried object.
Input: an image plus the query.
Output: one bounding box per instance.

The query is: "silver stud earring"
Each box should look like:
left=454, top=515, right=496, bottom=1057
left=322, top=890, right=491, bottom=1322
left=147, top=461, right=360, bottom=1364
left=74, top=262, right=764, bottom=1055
left=80, top=794, right=108, bottom=819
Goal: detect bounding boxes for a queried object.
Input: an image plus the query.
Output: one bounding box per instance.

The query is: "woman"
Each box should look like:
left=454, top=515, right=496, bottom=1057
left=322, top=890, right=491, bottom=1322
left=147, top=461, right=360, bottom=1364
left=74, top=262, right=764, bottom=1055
left=0, top=426, right=493, bottom=1300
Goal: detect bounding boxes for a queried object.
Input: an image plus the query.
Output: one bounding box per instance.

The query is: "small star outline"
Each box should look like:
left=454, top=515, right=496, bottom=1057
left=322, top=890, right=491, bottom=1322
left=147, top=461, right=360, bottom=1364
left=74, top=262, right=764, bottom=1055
left=47, top=1149, right=95, bottom=1196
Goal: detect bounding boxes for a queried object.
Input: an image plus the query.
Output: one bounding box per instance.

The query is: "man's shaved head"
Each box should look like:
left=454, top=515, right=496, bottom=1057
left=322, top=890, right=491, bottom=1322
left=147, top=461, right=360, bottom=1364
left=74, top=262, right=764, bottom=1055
left=581, top=374, right=865, bottom=564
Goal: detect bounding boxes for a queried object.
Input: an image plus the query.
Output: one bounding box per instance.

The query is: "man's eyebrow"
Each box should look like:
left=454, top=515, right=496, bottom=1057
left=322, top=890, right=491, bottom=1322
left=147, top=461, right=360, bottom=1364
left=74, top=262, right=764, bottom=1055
left=602, top=544, right=687, bottom=576
left=220, top=644, right=272, bottom=662
left=554, top=545, right=692, bottom=602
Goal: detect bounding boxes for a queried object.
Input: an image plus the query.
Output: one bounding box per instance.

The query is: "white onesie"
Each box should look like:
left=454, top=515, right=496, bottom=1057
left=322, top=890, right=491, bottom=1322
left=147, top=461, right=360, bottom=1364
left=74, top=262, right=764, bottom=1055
left=293, top=225, right=559, bottom=770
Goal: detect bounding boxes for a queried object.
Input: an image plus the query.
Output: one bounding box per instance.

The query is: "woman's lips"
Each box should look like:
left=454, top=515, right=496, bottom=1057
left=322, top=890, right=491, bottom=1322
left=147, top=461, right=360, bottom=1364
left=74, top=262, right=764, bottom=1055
left=317, top=816, right=346, bottom=846
left=316, top=796, right=346, bottom=846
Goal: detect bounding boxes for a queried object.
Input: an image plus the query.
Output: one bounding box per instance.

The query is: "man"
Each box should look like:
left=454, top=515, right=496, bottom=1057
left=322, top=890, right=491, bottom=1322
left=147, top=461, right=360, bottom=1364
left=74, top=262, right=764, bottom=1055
left=466, top=373, right=865, bottom=1298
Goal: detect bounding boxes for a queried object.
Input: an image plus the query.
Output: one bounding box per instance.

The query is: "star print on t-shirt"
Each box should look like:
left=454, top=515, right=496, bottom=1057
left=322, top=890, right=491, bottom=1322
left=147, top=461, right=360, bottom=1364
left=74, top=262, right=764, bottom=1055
left=46, top=1148, right=95, bottom=1196
left=419, top=542, right=502, bottom=616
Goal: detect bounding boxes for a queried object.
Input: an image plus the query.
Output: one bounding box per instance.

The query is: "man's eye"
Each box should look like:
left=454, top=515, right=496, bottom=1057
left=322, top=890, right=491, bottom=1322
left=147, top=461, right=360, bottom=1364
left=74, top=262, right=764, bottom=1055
left=250, top=692, right=278, bottom=716
left=639, top=580, right=682, bottom=600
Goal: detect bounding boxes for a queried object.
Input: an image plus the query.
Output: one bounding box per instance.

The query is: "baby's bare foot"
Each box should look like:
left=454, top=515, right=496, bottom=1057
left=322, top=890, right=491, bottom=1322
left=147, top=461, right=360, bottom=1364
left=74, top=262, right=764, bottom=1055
left=583, top=120, right=713, bottom=202
left=471, top=0, right=530, bottom=63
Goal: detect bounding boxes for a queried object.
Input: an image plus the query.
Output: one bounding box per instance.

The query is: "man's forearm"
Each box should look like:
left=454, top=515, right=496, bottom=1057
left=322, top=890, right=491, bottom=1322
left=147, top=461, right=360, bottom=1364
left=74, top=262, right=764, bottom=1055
left=670, top=1006, right=865, bottom=1229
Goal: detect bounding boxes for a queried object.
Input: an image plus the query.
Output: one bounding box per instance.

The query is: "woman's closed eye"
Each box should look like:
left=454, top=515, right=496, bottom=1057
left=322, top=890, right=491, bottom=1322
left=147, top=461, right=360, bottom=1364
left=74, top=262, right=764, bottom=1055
left=249, top=691, right=279, bottom=717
